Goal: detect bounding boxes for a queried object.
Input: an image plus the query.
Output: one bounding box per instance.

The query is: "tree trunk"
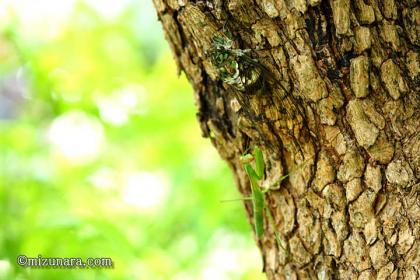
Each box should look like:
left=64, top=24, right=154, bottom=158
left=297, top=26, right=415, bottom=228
left=153, top=0, right=419, bottom=278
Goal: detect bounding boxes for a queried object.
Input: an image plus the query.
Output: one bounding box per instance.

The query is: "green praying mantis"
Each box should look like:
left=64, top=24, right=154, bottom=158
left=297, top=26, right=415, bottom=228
left=238, top=146, right=289, bottom=252
left=224, top=145, right=313, bottom=253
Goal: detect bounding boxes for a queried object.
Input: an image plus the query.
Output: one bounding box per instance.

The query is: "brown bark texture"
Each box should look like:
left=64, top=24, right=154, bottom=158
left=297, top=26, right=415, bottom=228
left=153, top=0, right=419, bottom=279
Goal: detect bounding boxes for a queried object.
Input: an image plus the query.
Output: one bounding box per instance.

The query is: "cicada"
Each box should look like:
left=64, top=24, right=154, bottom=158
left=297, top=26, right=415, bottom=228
left=208, top=36, right=264, bottom=92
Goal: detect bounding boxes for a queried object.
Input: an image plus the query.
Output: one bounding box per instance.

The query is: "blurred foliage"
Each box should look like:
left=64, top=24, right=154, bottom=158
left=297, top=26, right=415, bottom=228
left=0, top=1, right=264, bottom=279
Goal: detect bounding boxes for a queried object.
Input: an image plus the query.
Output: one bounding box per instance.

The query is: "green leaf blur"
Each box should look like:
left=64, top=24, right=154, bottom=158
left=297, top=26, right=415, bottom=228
left=0, top=1, right=264, bottom=279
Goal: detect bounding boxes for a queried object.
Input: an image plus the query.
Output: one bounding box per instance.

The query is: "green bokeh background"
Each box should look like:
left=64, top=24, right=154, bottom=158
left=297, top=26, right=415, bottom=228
left=0, top=1, right=264, bottom=279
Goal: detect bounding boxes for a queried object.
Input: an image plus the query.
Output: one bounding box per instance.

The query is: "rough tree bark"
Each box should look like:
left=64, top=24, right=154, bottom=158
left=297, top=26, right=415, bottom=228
left=153, top=0, right=419, bottom=279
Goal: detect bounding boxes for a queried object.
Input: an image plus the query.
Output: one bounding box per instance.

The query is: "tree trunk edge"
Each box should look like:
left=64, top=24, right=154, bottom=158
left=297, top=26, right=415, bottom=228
left=153, top=0, right=419, bottom=279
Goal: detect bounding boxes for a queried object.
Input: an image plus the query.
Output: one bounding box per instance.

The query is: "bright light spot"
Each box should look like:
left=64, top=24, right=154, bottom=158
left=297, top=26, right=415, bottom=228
left=172, top=235, right=198, bottom=260
left=48, top=110, right=104, bottom=164
left=122, top=171, right=169, bottom=210
left=84, top=0, right=133, bottom=19
left=3, top=0, right=134, bottom=39
left=97, top=84, right=147, bottom=125
left=201, top=248, right=240, bottom=280
left=88, top=167, right=117, bottom=190
left=5, top=0, right=76, bottom=39
left=194, top=146, right=222, bottom=178
left=0, top=259, right=12, bottom=278
left=200, top=230, right=264, bottom=280
left=0, top=2, right=11, bottom=28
